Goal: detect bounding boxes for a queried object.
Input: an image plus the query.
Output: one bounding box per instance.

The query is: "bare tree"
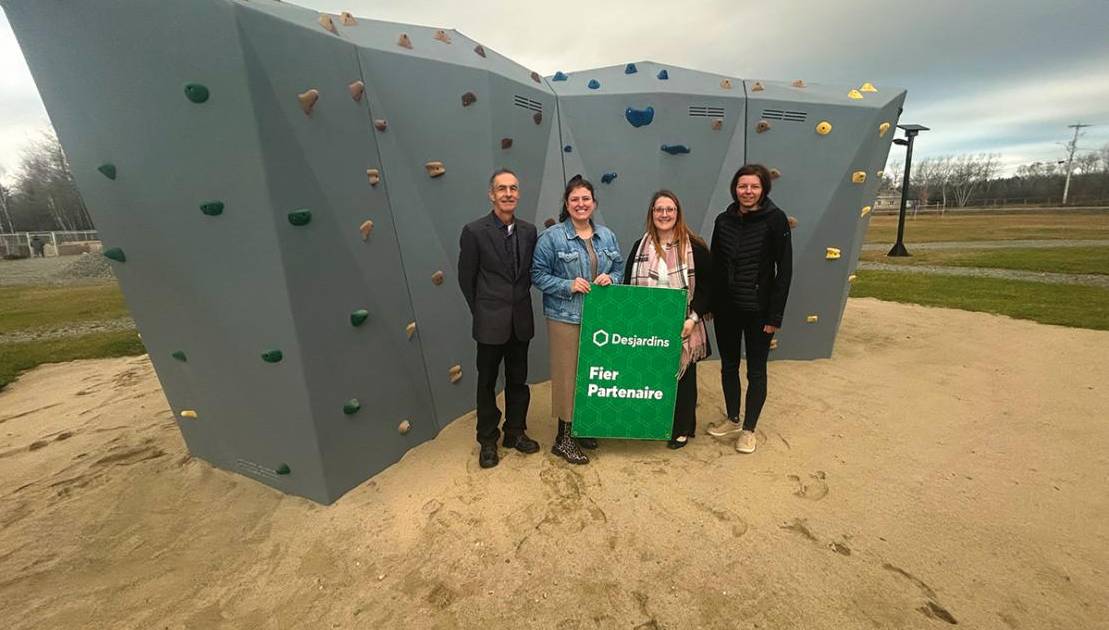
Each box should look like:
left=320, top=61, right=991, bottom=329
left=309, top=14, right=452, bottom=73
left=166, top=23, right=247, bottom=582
left=948, top=153, right=1000, bottom=207
left=10, top=130, right=92, bottom=231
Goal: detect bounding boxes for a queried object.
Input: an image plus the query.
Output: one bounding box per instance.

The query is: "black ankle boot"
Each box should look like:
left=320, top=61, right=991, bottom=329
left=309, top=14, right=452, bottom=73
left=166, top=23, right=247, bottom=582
left=551, top=420, right=589, bottom=464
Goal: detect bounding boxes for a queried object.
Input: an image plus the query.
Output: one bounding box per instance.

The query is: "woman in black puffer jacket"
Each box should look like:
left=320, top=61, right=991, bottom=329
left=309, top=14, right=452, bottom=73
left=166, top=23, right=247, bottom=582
left=706, top=164, right=793, bottom=454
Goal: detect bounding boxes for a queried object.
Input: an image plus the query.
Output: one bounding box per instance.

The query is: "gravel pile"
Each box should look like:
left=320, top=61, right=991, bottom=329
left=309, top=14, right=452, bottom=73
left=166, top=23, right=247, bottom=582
left=53, top=252, right=116, bottom=282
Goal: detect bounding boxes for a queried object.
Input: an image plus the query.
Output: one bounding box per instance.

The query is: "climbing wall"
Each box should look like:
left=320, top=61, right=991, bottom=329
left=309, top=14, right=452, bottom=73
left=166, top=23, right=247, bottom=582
left=3, top=0, right=905, bottom=503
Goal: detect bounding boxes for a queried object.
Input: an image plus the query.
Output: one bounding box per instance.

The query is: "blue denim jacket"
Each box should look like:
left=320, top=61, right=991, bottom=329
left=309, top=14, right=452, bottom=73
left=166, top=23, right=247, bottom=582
left=531, top=220, right=624, bottom=324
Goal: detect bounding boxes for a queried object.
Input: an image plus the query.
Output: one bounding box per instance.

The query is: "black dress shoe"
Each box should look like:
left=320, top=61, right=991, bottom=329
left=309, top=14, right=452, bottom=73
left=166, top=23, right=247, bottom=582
left=503, top=432, right=540, bottom=454
left=667, top=437, right=689, bottom=450
left=576, top=437, right=598, bottom=450
left=479, top=443, right=499, bottom=468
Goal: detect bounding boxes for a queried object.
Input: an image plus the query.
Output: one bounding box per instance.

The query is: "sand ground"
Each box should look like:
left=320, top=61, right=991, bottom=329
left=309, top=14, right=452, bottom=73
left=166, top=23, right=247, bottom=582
left=1, top=298, right=1107, bottom=629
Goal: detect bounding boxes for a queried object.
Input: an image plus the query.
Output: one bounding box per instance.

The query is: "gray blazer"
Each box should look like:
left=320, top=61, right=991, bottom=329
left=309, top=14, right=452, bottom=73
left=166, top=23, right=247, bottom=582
left=458, top=212, right=537, bottom=344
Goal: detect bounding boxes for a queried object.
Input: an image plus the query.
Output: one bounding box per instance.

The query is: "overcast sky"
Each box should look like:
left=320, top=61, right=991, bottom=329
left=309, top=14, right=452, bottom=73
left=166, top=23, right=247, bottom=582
left=2, top=0, right=1107, bottom=183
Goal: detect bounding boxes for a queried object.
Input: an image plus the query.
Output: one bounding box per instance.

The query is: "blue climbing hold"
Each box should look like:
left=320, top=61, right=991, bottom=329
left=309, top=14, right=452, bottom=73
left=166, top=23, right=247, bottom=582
left=657, top=69, right=669, bottom=80
left=661, top=144, right=691, bottom=155
left=553, top=71, right=568, bottom=81
left=563, top=145, right=572, bottom=153
left=601, top=172, right=617, bottom=184
left=625, top=106, right=655, bottom=128
left=587, top=79, right=601, bottom=90
left=625, top=63, right=637, bottom=74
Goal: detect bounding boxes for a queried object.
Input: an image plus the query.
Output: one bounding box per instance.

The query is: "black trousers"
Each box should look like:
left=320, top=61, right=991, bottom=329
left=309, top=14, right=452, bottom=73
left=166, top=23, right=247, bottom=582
left=672, top=361, right=698, bottom=439
left=714, top=309, right=773, bottom=431
left=475, top=331, right=530, bottom=445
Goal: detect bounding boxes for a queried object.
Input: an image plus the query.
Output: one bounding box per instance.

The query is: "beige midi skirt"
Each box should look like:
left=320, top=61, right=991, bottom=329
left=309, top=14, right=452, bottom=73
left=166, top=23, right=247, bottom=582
left=547, top=319, right=580, bottom=421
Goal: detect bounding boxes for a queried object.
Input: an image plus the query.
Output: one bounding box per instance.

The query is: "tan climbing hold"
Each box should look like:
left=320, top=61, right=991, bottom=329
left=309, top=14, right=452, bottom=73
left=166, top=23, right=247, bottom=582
left=398, top=420, right=412, bottom=434
left=348, top=80, right=365, bottom=102
left=406, top=322, right=417, bottom=338
left=848, top=274, right=858, bottom=283
left=806, top=315, right=819, bottom=323
left=826, top=247, right=842, bottom=260
left=860, top=82, right=878, bottom=93
left=816, top=121, right=832, bottom=135
left=711, top=118, right=723, bottom=130
left=340, top=11, right=357, bottom=26
left=461, top=91, right=477, bottom=107
left=360, top=219, right=374, bottom=241
left=787, top=216, right=799, bottom=229
left=180, top=410, right=198, bottom=419
left=398, top=33, right=413, bottom=49
left=530, top=71, right=542, bottom=84
left=848, top=89, right=864, bottom=100
left=769, top=339, right=779, bottom=350
left=878, top=122, right=891, bottom=137
left=501, top=138, right=513, bottom=150
left=434, top=29, right=451, bottom=44
left=756, top=120, right=771, bottom=133
left=860, top=206, right=872, bottom=218
left=473, top=44, right=486, bottom=57
left=425, top=161, right=446, bottom=178
left=366, top=169, right=380, bottom=186
left=432, top=270, right=445, bottom=285
left=769, top=168, right=782, bottom=180
left=374, top=119, right=387, bottom=131
left=792, top=79, right=806, bottom=88
left=298, top=89, right=320, bottom=116
left=318, top=14, right=337, bottom=34
left=851, top=171, right=866, bottom=184
left=752, top=81, right=765, bottom=91
left=720, top=79, right=733, bottom=89
left=449, top=365, right=463, bottom=384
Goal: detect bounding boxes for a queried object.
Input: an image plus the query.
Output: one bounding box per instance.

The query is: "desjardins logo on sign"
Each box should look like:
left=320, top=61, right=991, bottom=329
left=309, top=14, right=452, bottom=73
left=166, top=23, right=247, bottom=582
left=591, top=329, right=671, bottom=349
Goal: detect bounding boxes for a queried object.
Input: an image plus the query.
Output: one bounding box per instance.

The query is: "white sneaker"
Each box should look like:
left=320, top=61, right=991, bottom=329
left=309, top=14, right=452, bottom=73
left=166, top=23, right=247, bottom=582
left=735, top=430, right=757, bottom=454
left=706, top=419, right=743, bottom=438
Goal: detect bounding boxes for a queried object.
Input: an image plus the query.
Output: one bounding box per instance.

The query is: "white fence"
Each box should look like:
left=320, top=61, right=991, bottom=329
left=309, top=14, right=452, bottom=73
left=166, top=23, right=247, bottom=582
left=0, top=230, right=101, bottom=258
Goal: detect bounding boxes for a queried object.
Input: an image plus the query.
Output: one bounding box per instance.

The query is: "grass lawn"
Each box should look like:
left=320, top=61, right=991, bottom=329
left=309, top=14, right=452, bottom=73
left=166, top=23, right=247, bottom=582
left=859, top=246, right=1109, bottom=276
left=0, top=330, right=146, bottom=390
left=0, top=282, right=130, bottom=334
left=864, top=212, right=1109, bottom=244
left=850, top=270, right=1109, bottom=331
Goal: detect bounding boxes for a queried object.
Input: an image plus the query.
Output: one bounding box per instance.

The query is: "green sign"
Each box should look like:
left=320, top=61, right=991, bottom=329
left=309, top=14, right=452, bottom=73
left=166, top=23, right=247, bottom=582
left=571, top=284, right=687, bottom=440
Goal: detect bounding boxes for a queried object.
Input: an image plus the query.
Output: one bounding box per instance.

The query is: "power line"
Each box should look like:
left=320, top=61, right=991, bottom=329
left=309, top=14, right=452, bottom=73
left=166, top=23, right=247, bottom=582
left=1062, top=123, right=1093, bottom=205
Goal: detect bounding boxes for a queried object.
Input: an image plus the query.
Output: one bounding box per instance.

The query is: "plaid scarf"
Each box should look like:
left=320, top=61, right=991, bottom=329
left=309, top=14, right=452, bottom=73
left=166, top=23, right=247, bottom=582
left=629, top=234, right=709, bottom=379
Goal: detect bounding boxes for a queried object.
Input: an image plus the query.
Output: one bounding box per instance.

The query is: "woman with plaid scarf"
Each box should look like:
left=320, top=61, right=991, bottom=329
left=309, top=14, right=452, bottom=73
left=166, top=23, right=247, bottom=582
left=622, top=190, right=713, bottom=449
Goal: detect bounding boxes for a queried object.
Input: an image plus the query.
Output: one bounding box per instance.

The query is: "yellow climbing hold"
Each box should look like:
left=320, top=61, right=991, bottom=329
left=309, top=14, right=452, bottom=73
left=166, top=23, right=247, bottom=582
left=860, top=206, right=872, bottom=217
left=180, top=410, right=198, bottom=419
left=848, top=274, right=858, bottom=283
left=366, top=169, right=380, bottom=186
left=852, top=171, right=866, bottom=184
left=826, top=247, right=842, bottom=260
left=806, top=315, right=819, bottom=323
left=751, top=81, right=765, bottom=91
left=340, top=11, right=357, bottom=26
left=318, top=14, right=337, bottom=34
left=848, top=89, right=864, bottom=100
left=720, top=79, right=733, bottom=90
left=360, top=219, right=374, bottom=241
left=879, top=122, right=891, bottom=137
left=298, top=89, right=320, bottom=116
left=792, top=79, right=806, bottom=88
left=425, top=161, right=446, bottom=178
left=816, top=121, right=832, bottom=135
left=406, top=322, right=417, bottom=339
left=769, top=339, right=779, bottom=350
left=769, top=168, right=782, bottom=180
left=860, top=82, right=878, bottom=93
left=449, top=365, right=463, bottom=384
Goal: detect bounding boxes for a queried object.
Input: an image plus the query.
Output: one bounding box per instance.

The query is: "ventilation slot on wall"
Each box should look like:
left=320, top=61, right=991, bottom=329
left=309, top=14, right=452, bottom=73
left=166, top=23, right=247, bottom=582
left=513, top=95, right=543, bottom=113
left=761, top=108, right=807, bottom=122
left=689, top=105, right=726, bottom=118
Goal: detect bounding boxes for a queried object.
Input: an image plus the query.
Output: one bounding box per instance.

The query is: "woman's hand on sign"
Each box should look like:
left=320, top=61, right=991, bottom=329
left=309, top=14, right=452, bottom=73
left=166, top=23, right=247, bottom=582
left=681, top=318, right=695, bottom=338
left=571, top=277, right=592, bottom=294
left=593, top=273, right=613, bottom=287
left=763, top=324, right=779, bottom=334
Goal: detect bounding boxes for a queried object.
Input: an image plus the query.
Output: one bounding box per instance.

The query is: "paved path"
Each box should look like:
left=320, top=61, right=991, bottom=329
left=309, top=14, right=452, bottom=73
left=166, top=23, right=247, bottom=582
left=858, top=262, right=1109, bottom=288
left=862, top=239, right=1109, bottom=252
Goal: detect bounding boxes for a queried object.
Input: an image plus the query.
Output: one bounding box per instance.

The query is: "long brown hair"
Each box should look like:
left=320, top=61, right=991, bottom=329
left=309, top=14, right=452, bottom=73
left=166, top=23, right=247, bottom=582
left=644, top=190, right=704, bottom=265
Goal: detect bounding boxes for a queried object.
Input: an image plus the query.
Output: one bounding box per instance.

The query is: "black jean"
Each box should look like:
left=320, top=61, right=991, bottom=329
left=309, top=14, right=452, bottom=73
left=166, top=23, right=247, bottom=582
left=672, top=361, right=698, bottom=439
left=714, top=309, right=773, bottom=431
left=475, top=331, right=530, bottom=445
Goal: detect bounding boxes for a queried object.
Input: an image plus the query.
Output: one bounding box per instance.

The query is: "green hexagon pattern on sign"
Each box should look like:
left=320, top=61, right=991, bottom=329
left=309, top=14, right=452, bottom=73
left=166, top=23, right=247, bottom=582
left=572, top=285, right=686, bottom=440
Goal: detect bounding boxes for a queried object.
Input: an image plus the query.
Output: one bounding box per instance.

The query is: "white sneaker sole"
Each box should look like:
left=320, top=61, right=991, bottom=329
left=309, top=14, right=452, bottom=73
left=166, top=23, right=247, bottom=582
left=707, top=424, right=742, bottom=438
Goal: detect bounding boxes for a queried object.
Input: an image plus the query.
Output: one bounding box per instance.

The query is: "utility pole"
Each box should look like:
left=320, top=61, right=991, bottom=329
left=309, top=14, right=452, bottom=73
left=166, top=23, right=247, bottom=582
left=1062, top=123, right=1092, bottom=205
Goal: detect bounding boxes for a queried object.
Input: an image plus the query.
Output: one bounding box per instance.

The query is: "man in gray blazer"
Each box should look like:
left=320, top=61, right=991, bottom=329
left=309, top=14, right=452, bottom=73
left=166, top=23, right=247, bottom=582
left=458, top=169, right=539, bottom=468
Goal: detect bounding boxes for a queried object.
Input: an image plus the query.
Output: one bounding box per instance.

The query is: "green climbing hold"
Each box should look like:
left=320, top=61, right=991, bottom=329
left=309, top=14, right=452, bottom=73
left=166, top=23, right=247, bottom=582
left=171, top=350, right=187, bottom=362
left=275, top=463, right=291, bottom=475
left=261, top=349, right=283, bottom=363
left=288, top=209, right=312, bottom=226
left=350, top=309, right=370, bottom=327
left=200, top=201, right=224, bottom=216
left=184, top=83, right=210, bottom=103
left=98, top=163, right=117, bottom=180
left=102, top=247, right=126, bottom=262
left=343, top=398, right=361, bottom=415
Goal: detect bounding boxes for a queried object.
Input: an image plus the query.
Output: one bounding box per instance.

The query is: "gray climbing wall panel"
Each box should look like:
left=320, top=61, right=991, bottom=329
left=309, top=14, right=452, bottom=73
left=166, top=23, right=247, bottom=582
left=3, top=0, right=904, bottom=503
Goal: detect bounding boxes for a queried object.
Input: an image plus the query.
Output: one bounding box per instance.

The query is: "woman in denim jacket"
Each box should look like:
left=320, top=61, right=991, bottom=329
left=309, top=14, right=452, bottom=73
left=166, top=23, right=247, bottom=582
left=531, top=175, right=623, bottom=464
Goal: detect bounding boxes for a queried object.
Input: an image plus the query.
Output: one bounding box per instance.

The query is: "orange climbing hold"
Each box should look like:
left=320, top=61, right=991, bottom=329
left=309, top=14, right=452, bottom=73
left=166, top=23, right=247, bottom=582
left=360, top=220, right=374, bottom=241
left=432, top=270, right=445, bottom=285
left=398, top=33, right=413, bottom=49
left=712, top=118, right=723, bottom=130
left=756, top=120, right=771, bottom=133
left=787, top=216, right=799, bottom=229
left=406, top=322, right=417, bottom=338
left=398, top=420, right=412, bottom=434
left=425, top=161, right=446, bottom=178
left=366, top=169, right=380, bottom=186
left=434, top=29, right=451, bottom=44
left=720, top=79, right=733, bottom=89
left=751, top=81, right=765, bottom=91
left=298, top=89, right=319, bottom=115
left=348, top=80, right=364, bottom=102
left=792, top=79, right=806, bottom=88
left=449, top=365, right=463, bottom=384
left=318, top=14, right=337, bottom=34
left=374, top=119, right=387, bottom=131
left=340, top=11, right=357, bottom=26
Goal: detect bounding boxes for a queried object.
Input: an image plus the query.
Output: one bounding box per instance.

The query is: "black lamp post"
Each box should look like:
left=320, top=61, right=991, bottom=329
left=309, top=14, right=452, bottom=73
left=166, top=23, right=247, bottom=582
left=888, top=124, right=930, bottom=257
